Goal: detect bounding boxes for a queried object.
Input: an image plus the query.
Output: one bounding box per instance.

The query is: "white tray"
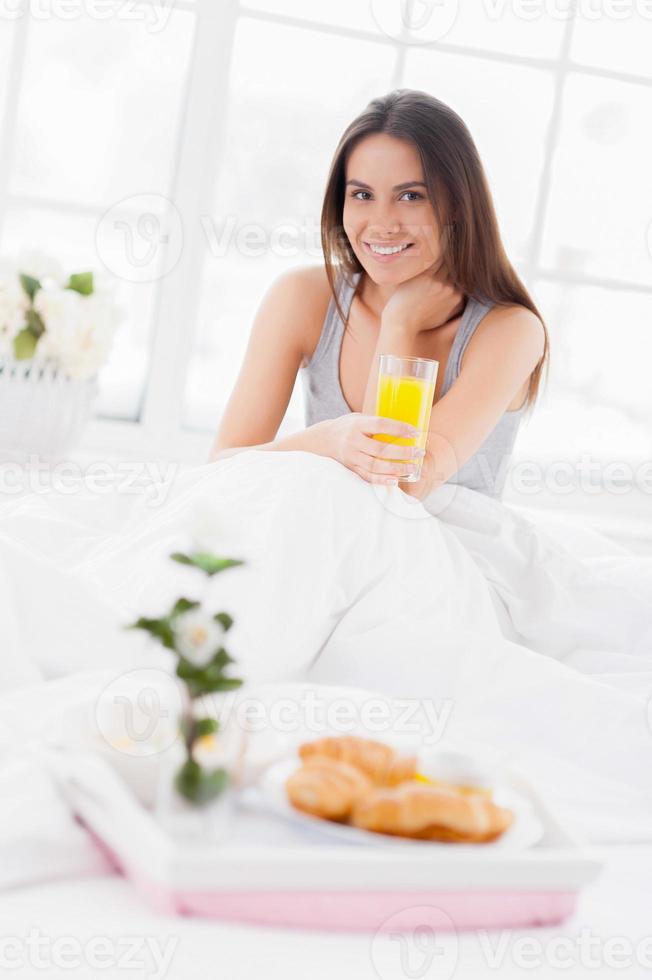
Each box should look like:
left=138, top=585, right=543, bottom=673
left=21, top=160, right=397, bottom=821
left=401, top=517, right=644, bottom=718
left=47, top=746, right=603, bottom=932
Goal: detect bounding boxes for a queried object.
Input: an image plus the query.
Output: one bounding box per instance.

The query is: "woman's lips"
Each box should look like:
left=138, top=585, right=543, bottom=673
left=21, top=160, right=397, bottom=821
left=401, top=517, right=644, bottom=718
left=362, top=241, right=414, bottom=263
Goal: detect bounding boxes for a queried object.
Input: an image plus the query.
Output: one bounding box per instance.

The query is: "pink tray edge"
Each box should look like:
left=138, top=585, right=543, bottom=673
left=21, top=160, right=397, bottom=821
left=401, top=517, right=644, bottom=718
left=88, top=826, right=577, bottom=932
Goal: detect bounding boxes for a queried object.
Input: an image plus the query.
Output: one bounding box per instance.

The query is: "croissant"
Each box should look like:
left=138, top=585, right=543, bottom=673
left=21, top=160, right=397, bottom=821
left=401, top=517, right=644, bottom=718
left=298, top=736, right=416, bottom=787
left=285, top=756, right=372, bottom=821
left=416, top=775, right=493, bottom=799
left=351, top=782, right=514, bottom=843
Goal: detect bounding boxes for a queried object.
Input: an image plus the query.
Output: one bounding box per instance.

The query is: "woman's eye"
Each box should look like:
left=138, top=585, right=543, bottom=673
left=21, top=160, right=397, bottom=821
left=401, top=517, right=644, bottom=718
left=350, top=190, right=423, bottom=202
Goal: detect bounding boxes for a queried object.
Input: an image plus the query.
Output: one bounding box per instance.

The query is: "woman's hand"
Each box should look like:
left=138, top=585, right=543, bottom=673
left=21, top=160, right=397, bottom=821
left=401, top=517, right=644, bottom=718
left=381, top=258, right=465, bottom=336
left=398, top=447, right=441, bottom=500
left=313, top=414, right=426, bottom=486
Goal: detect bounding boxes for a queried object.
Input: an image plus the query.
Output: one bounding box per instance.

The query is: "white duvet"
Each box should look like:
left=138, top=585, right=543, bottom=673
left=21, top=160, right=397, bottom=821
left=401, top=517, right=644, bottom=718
left=1, top=448, right=651, bottom=892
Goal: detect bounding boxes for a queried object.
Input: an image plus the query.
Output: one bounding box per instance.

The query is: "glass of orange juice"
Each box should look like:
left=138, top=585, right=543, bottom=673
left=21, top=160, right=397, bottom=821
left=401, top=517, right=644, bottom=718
left=373, top=354, right=438, bottom=483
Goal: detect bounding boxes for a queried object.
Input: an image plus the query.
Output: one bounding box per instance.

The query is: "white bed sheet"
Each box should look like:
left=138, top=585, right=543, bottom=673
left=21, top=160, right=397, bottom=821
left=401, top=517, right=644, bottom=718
left=1, top=448, right=651, bottom=940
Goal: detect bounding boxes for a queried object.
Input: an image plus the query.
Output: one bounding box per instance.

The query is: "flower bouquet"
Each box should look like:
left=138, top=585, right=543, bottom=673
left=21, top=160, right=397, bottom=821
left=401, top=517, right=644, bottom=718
left=0, top=252, right=122, bottom=459
left=128, top=545, right=246, bottom=838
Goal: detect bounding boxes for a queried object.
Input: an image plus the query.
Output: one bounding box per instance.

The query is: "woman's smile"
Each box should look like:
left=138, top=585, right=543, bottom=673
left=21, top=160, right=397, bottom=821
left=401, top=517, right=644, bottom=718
left=362, top=240, right=415, bottom=263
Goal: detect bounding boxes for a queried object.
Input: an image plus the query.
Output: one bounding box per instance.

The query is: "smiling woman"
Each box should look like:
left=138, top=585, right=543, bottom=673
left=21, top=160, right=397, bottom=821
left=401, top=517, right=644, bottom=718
left=212, top=89, right=547, bottom=502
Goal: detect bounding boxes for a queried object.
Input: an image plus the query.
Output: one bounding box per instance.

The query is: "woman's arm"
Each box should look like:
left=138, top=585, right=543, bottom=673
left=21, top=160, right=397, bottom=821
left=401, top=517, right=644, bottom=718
left=403, top=305, right=546, bottom=498
left=209, top=266, right=331, bottom=462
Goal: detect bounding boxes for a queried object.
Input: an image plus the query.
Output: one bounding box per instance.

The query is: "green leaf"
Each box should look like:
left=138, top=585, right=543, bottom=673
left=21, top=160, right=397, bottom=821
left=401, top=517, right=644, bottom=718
left=208, top=677, right=243, bottom=692
left=175, top=666, right=243, bottom=699
left=66, top=271, right=94, bottom=296
left=127, top=616, right=176, bottom=651
left=210, top=648, right=235, bottom=670
left=174, top=759, right=229, bottom=806
left=214, top=612, right=233, bottom=632
left=26, top=308, right=45, bottom=339
left=170, top=552, right=245, bottom=576
left=195, top=717, right=219, bottom=738
left=176, top=658, right=204, bottom=681
left=170, top=597, right=200, bottom=619
left=19, top=273, right=41, bottom=302
left=13, top=327, right=37, bottom=360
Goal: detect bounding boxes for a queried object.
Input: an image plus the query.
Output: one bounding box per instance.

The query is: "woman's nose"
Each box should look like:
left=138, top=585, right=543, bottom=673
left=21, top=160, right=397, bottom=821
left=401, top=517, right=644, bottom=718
left=367, top=207, right=402, bottom=237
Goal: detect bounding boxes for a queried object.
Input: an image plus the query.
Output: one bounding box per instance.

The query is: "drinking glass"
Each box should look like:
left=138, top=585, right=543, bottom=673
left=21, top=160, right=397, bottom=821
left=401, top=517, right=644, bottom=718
left=373, top=354, right=438, bottom=483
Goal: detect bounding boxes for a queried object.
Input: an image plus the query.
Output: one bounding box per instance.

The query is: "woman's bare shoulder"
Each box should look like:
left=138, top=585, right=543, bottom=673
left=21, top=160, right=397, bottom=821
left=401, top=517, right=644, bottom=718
left=270, top=264, right=334, bottom=365
left=469, top=302, right=546, bottom=365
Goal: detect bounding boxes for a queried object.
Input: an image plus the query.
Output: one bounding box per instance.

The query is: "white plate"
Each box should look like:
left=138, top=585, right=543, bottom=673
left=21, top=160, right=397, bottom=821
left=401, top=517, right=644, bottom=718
left=249, top=758, right=545, bottom=851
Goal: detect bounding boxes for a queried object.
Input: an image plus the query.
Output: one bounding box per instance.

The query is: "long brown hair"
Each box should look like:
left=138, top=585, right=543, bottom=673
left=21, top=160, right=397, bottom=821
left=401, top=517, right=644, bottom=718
left=320, top=89, right=549, bottom=413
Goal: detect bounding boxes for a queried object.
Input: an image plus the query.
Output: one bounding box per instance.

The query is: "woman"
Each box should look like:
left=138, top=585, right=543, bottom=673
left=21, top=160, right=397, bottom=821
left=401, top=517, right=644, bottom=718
left=206, top=87, right=651, bottom=676
left=210, top=89, right=548, bottom=505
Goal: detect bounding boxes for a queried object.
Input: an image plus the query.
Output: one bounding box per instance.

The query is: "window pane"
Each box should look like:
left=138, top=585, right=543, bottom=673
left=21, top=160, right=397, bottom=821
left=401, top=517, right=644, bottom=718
left=571, top=5, right=652, bottom=78
left=240, top=0, right=387, bottom=34
left=403, top=50, right=555, bottom=265
left=184, top=253, right=308, bottom=434
left=0, top=204, right=158, bottom=421
left=241, top=0, right=567, bottom=57
left=540, top=73, right=652, bottom=285
left=212, top=19, right=396, bottom=229
left=516, top=279, right=652, bottom=463
left=10, top=11, right=195, bottom=209
left=440, top=2, right=566, bottom=58
left=0, top=23, right=17, bottom=130
left=183, top=20, right=396, bottom=430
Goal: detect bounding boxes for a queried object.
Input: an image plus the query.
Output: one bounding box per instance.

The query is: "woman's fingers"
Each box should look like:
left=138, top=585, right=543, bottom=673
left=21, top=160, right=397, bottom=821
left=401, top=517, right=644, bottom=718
left=351, top=465, right=401, bottom=486
left=361, top=416, right=418, bottom=440
left=352, top=448, right=421, bottom=481
left=358, top=435, right=423, bottom=460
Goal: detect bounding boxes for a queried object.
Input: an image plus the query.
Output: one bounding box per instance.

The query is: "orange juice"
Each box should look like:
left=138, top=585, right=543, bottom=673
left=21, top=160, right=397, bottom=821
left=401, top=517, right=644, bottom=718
left=373, top=372, right=436, bottom=459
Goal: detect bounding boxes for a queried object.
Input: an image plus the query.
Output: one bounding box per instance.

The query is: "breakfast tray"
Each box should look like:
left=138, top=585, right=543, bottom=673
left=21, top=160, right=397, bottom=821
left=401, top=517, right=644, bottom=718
left=49, top=748, right=603, bottom=933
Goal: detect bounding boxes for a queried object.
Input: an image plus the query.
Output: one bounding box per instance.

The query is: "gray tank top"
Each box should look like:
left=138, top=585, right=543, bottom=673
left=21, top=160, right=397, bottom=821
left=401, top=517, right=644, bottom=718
left=300, top=270, right=526, bottom=499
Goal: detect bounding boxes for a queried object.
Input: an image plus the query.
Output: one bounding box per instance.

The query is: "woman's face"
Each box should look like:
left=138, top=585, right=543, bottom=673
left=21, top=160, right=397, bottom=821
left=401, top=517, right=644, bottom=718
left=342, top=133, right=444, bottom=285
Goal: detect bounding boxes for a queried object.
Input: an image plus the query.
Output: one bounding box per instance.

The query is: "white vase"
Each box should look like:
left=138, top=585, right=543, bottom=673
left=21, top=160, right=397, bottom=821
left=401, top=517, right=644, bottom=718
left=0, top=356, right=97, bottom=461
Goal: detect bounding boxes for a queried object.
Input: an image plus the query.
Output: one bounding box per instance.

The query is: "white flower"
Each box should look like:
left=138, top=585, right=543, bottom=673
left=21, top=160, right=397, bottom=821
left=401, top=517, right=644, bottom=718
left=174, top=608, right=225, bottom=668
left=35, top=281, right=120, bottom=379
left=0, top=272, right=28, bottom=354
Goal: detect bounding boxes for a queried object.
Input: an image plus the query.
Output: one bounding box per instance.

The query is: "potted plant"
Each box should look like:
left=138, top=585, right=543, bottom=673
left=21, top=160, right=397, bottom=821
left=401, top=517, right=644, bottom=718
left=0, top=252, right=122, bottom=459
